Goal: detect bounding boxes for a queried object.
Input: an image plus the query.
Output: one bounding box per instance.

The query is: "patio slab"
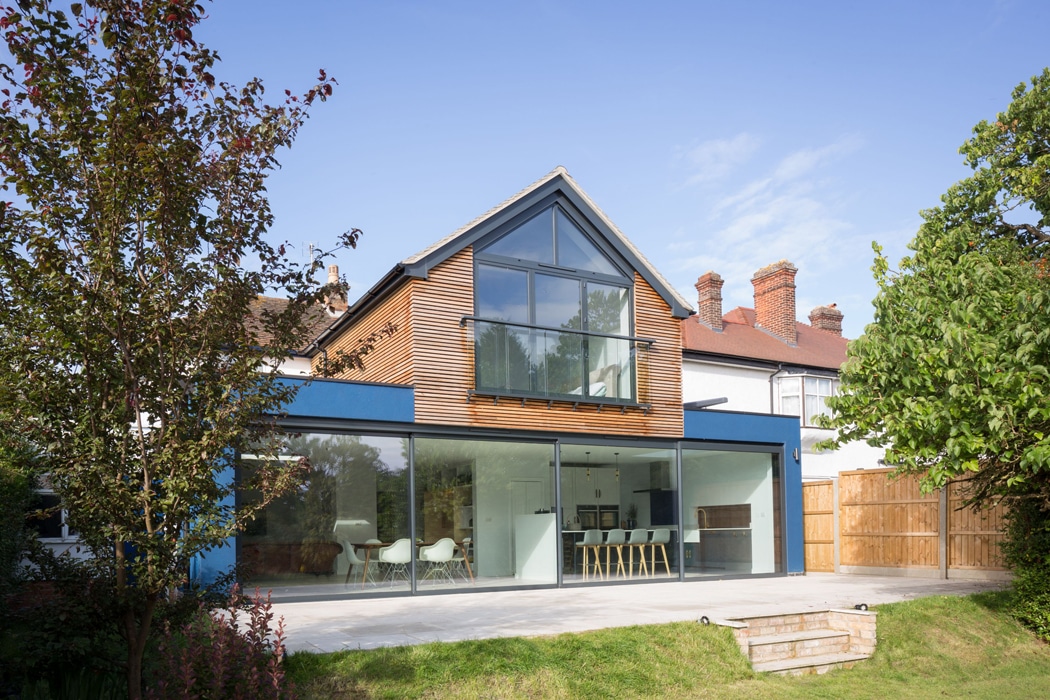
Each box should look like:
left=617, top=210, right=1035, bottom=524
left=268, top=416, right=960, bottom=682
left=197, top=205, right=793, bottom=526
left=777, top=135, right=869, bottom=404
left=271, top=573, right=1006, bottom=653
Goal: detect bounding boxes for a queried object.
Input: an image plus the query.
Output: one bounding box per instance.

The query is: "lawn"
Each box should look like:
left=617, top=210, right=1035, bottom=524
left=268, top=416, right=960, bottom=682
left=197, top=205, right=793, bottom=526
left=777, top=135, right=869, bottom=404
left=285, top=591, right=1050, bottom=699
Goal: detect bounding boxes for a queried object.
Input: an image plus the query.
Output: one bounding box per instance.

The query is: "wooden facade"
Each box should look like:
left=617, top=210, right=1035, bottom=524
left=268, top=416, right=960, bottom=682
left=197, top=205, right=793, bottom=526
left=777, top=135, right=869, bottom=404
left=800, top=468, right=1008, bottom=578
left=322, top=247, right=684, bottom=437
left=316, top=277, right=415, bottom=386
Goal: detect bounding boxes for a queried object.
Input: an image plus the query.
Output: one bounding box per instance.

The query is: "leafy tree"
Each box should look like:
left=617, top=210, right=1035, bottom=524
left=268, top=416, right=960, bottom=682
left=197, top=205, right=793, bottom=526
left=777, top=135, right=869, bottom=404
left=820, top=69, right=1050, bottom=638
left=822, top=68, right=1050, bottom=506
left=0, top=1, right=388, bottom=696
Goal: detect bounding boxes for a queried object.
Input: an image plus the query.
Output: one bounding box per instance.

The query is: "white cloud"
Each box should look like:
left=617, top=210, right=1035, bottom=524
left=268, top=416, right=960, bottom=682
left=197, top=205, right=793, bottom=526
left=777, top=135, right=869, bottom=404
left=680, top=133, right=762, bottom=186
left=666, top=134, right=866, bottom=320
left=771, top=136, right=863, bottom=181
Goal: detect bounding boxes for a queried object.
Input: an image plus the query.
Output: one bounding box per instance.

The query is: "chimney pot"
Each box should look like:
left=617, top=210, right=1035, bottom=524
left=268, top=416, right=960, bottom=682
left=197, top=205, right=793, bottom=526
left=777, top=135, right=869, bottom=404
left=752, top=260, right=798, bottom=345
left=694, top=271, right=724, bottom=331
left=809, top=304, right=844, bottom=336
left=325, top=264, right=347, bottom=311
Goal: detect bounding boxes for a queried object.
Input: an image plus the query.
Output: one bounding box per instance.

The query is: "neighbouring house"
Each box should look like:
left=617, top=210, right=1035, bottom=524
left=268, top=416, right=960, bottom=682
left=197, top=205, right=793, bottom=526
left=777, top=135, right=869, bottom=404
left=186, top=167, right=805, bottom=598
left=682, top=261, right=885, bottom=481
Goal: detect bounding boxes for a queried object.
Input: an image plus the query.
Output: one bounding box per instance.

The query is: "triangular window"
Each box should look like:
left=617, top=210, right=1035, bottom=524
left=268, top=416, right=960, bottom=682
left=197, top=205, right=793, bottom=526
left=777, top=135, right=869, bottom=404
left=482, top=206, right=621, bottom=276
left=554, top=209, right=620, bottom=276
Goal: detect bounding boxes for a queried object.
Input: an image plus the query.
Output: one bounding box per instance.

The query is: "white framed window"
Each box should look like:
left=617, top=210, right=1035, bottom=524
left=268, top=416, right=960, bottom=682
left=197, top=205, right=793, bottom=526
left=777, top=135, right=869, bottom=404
left=29, top=490, right=78, bottom=541
left=778, top=374, right=837, bottom=427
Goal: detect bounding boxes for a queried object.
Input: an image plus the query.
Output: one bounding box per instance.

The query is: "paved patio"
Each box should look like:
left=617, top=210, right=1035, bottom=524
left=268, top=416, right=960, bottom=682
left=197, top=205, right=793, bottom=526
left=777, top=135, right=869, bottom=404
left=272, top=573, right=1007, bottom=653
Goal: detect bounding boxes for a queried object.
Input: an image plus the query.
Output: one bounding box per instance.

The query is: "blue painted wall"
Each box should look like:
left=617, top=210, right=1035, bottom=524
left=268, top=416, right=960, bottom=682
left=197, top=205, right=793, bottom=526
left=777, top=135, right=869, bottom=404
left=684, top=409, right=804, bottom=574
left=277, top=377, right=415, bottom=422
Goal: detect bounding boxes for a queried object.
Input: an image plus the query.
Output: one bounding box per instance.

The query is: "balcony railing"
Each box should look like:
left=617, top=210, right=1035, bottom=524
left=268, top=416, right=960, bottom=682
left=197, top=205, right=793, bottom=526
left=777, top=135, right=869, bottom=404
left=461, top=317, right=652, bottom=406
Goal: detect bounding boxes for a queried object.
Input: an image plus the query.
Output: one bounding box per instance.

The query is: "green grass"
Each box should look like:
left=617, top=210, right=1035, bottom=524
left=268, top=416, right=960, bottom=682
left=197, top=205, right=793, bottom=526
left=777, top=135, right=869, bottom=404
left=285, top=591, right=1050, bottom=699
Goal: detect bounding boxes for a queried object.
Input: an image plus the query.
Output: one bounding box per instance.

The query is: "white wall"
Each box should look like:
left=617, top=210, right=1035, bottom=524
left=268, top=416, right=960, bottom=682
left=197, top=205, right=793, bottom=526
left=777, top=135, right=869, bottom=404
left=682, top=360, right=772, bottom=412
left=800, top=428, right=885, bottom=480
left=683, top=357, right=884, bottom=478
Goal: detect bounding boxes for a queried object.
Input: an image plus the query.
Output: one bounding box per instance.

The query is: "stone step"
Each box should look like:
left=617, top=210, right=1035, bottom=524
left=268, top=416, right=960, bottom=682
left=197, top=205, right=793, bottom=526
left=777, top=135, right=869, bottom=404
left=752, top=651, right=872, bottom=676
left=747, top=629, right=851, bottom=663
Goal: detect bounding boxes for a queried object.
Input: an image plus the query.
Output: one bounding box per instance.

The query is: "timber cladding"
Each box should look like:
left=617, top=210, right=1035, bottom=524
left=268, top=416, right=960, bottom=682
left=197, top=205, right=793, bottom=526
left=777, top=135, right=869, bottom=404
left=323, top=248, right=683, bottom=437
left=801, top=468, right=1007, bottom=576
left=314, top=277, right=415, bottom=385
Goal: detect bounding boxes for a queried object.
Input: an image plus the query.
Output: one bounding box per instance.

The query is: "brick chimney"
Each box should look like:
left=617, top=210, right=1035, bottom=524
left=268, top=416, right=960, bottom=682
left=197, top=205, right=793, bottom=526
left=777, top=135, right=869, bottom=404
left=809, top=304, right=843, bottom=336
left=752, top=260, right=798, bottom=345
left=694, top=271, right=724, bottom=331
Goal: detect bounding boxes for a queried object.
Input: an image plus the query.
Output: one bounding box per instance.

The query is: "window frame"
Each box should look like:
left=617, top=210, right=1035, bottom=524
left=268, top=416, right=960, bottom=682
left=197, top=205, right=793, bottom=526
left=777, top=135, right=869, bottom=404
left=472, top=202, right=638, bottom=403
left=777, top=373, right=838, bottom=427
left=29, top=488, right=78, bottom=542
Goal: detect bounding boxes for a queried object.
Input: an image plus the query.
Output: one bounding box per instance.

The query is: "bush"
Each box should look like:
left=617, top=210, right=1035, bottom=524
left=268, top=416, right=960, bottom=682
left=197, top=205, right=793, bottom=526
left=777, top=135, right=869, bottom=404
left=0, top=445, right=34, bottom=592
left=146, top=585, right=294, bottom=699
left=1001, top=497, right=1050, bottom=641
left=0, top=545, right=127, bottom=695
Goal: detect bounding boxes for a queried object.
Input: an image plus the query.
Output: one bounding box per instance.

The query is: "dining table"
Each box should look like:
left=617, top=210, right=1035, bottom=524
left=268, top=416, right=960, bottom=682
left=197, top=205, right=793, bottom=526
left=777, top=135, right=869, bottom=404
left=353, top=540, right=474, bottom=586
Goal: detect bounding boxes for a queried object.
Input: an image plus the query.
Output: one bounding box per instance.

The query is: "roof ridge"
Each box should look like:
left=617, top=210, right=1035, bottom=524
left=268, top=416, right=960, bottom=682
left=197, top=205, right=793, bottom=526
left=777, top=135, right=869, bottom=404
left=401, top=167, right=568, bottom=266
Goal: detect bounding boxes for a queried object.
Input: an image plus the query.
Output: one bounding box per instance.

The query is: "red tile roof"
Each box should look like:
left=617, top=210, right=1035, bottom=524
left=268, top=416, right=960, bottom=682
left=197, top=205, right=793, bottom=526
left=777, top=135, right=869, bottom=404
left=681, top=307, right=847, bottom=371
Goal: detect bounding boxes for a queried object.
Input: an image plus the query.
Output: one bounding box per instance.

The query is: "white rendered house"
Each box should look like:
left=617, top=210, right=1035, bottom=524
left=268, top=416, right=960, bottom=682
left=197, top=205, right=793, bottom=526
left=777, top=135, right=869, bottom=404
left=680, top=261, right=884, bottom=481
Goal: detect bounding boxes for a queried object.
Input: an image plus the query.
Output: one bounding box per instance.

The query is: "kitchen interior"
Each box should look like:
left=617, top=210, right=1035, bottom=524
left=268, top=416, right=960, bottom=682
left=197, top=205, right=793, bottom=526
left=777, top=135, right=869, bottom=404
left=559, top=445, right=769, bottom=579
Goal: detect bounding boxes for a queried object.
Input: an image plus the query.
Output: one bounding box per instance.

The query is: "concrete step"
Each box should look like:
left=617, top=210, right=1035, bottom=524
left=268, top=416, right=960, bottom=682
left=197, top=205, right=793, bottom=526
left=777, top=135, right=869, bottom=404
left=752, top=651, right=871, bottom=675
left=747, top=629, right=851, bottom=663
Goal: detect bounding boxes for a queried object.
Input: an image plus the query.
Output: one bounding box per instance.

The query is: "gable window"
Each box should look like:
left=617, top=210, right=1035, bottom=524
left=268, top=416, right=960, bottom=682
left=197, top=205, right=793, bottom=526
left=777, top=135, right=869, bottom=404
left=779, top=375, right=837, bottom=426
left=473, top=204, right=638, bottom=402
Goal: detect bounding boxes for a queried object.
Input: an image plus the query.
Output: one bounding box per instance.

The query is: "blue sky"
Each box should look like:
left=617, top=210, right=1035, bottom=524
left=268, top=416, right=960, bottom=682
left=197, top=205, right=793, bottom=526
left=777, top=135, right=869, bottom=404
left=194, top=1, right=1050, bottom=339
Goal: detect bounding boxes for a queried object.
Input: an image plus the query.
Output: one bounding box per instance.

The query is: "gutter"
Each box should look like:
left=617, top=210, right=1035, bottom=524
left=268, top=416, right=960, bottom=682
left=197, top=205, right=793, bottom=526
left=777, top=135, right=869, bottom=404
left=304, top=263, right=408, bottom=357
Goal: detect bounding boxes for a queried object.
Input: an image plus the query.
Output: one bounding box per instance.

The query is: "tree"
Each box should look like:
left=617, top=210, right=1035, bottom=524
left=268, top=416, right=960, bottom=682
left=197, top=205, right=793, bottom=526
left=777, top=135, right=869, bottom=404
left=0, top=1, right=387, bottom=696
left=820, top=69, right=1050, bottom=639
left=822, top=68, right=1050, bottom=507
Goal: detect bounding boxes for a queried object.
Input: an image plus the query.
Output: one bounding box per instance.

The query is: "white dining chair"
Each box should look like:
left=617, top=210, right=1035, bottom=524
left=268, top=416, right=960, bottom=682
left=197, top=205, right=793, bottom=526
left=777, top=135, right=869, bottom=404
left=418, top=537, right=456, bottom=585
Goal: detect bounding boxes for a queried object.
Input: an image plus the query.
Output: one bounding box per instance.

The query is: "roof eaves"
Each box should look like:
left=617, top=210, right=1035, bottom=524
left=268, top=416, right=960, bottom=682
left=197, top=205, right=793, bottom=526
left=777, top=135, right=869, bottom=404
left=305, top=263, right=408, bottom=355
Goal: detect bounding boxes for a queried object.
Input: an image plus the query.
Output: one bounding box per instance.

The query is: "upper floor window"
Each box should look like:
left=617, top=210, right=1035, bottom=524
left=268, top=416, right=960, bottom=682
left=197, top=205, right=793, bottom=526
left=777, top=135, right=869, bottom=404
left=473, top=205, right=638, bottom=402
left=779, top=375, right=837, bottom=427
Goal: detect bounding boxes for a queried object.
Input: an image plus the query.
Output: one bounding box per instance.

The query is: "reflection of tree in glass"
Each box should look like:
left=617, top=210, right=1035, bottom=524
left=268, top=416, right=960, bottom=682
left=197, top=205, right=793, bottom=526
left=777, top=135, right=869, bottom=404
left=475, top=322, right=533, bottom=392
left=249, top=434, right=412, bottom=543
left=284, top=435, right=386, bottom=540
left=541, top=287, right=629, bottom=397
left=586, top=287, right=628, bottom=334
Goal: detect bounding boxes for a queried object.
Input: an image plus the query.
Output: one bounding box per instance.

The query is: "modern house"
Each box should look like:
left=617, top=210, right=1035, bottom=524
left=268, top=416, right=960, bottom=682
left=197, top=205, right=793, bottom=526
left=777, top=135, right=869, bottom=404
left=682, top=262, right=885, bottom=481
left=195, top=167, right=806, bottom=600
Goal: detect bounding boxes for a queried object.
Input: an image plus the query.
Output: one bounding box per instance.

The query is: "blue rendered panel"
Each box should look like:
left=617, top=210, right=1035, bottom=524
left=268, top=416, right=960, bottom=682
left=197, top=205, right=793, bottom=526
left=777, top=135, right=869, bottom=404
left=276, top=377, right=414, bottom=423
left=684, top=409, right=804, bottom=575
left=190, top=460, right=236, bottom=587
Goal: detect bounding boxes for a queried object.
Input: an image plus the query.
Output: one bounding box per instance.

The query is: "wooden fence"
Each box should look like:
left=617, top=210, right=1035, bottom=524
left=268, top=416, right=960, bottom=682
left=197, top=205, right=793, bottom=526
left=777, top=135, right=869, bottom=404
left=801, top=468, right=1009, bottom=579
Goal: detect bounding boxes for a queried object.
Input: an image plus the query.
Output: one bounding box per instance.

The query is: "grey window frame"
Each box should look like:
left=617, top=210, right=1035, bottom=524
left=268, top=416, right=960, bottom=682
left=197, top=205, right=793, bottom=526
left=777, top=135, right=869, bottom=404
left=473, top=202, right=637, bottom=403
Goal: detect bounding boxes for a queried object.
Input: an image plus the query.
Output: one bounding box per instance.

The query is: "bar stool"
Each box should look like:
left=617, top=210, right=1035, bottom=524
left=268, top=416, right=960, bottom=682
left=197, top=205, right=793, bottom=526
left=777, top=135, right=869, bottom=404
left=650, top=528, right=672, bottom=576
left=576, top=529, right=604, bottom=580
left=603, top=528, right=627, bottom=578
left=627, top=528, right=650, bottom=578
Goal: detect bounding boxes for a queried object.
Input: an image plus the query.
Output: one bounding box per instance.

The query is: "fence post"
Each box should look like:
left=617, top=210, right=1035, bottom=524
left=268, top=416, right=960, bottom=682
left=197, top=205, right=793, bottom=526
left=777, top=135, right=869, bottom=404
left=938, top=486, right=948, bottom=579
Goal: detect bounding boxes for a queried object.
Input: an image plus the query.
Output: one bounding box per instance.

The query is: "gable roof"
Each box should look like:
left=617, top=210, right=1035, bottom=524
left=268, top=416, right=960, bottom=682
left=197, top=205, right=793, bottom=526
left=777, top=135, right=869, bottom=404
left=681, top=306, right=848, bottom=371
left=309, top=167, right=694, bottom=354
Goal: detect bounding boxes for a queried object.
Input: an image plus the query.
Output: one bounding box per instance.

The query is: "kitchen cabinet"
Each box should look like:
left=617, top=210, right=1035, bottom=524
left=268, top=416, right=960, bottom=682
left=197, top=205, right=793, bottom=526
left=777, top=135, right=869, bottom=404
left=575, top=468, right=619, bottom=506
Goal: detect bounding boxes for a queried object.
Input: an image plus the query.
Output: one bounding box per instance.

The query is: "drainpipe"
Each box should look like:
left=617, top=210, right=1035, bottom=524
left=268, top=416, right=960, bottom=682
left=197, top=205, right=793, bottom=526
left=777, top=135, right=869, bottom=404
left=768, top=363, right=785, bottom=415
